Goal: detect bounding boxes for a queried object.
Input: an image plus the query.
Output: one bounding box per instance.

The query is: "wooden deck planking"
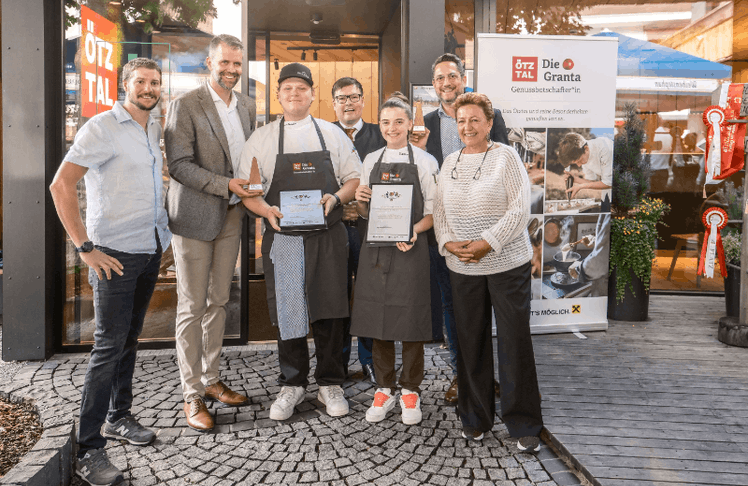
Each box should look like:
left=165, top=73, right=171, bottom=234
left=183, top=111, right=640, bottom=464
left=532, top=294, right=748, bottom=486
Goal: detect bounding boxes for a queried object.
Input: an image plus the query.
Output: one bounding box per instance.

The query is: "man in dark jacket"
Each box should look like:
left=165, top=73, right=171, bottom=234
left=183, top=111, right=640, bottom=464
left=331, top=76, right=386, bottom=384
left=411, top=53, right=508, bottom=405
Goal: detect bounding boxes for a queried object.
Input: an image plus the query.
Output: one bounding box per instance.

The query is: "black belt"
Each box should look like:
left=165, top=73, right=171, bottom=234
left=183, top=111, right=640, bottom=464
left=342, top=219, right=357, bottom=228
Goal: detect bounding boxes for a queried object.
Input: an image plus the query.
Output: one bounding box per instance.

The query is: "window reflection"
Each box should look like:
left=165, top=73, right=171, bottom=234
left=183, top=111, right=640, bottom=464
left=62, top=0, right=244, bottom=345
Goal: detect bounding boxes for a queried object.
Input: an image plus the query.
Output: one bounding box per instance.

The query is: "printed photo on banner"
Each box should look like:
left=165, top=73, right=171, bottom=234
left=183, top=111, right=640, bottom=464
left=540, top=214, right=610, bottom=300
left=544, top=127, right=613, bottom=214
left=508, top=127, right=546, bottom=215
left=410, top=85, right=440, bottom=116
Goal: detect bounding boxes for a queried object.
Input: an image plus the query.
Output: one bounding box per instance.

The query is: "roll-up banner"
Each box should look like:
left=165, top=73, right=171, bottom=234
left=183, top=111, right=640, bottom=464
left=476, top=34, right=618, bottom=334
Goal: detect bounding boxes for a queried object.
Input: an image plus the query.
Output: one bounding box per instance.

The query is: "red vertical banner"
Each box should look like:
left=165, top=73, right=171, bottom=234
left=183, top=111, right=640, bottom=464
left=80, top=6, right=119, bottom=118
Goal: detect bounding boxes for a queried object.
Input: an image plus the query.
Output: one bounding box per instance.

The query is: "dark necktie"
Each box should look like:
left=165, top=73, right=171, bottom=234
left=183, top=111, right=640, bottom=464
left=344, top=127, right=356, bottom=141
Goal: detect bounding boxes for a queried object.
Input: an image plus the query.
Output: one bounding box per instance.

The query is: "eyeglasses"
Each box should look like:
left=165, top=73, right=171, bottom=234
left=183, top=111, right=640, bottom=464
left=334, top=94, right=362, bottom=104
left=433, top=73, right=462, bottom=84
left=451, top=142, right=494, bottom=180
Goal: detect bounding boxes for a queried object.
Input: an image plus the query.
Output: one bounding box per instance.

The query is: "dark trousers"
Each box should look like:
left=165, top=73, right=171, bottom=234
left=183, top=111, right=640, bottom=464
left=372, top=340, right=424, bottom=394
left=429, top=246, right=457, bottom=372
left=78, top=245, right=162, bottom=457
left=277, top=318, right=346, bottom=387
left=342, top=225, right=373, bottom=371
left=450, top=262, right=543, bottom=438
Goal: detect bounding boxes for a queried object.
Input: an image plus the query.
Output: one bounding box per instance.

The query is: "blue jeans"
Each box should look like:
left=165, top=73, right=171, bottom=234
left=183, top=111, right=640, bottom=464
left=77, top=245, right=161, bottom=457
left=429, top=245, right=458, bottom=373
left=342, top=225, right=373, bottom=369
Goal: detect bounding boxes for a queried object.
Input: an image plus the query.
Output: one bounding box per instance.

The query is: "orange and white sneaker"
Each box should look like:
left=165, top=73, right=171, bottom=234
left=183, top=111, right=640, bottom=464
left=400, top=389, right=422, bottom=425
left=366, top=388, right=397, bottom=423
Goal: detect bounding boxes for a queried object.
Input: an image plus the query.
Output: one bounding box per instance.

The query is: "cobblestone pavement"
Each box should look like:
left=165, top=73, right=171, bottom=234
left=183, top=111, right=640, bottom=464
left=7, top=340, right=581, bottom=486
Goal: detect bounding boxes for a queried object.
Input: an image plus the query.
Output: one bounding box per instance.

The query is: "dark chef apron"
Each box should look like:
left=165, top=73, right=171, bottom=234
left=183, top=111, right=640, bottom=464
left=261, top=116, right=349, bottom=327
left=350, top=144, right=432, bottom=342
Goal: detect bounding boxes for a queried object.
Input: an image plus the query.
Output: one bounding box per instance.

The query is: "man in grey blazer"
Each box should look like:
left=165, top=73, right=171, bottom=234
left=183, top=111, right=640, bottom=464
left=164, top=34, right=257, bottom=432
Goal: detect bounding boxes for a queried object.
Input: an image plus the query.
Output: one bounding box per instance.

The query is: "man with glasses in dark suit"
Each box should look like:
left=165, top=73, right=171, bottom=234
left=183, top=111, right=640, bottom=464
left=331, top=77, right=385, bottom=384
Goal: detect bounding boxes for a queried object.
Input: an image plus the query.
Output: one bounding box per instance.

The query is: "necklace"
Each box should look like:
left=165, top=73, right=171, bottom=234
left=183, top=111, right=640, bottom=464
left=451, top=142, right=494, bottom=180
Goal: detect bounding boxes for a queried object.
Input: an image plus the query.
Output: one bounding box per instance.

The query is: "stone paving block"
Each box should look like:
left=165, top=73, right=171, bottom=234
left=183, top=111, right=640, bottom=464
left=130, top=477, right=158, bottom=486
left=507, top=466, right=527, bottom=479
left=526, top=467, right=552, bottom=483
left=155, top=469, right=177, bottom=481
left=227, top=468, right=248, bottom=482
left=429, top=474, right=449, bottom=486
left=499, top=456, right=520, bottom=469
left=551, top=470, right=583, bottom=486
left=299, top=471, right=319, bottom=482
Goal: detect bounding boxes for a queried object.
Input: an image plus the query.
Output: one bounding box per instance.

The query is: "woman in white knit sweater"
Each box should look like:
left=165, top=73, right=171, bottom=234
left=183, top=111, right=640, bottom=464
left=433, top=93, right=543, bottom=452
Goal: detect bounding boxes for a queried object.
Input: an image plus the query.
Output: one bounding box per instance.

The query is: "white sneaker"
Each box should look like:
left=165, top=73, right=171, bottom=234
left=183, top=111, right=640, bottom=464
left=317, top=385, right=349, bottom=417
left=269, top=386, right=305, bottom=421
left=365, top=388, right=397, bottom=423
left=400, top=389, right=422, bottom=425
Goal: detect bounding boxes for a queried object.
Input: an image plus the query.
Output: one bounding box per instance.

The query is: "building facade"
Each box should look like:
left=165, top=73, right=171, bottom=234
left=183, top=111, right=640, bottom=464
left=2, top=0, right=743, bottom=359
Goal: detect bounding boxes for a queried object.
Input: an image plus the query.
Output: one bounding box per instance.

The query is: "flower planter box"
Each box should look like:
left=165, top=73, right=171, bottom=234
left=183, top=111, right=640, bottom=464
left=607, top=267, right=649, bottom=321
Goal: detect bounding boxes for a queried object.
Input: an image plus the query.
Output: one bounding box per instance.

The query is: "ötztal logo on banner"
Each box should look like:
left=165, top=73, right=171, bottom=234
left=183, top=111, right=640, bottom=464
left=81, top=6, right=120, bottom=117
left=512, top=56, right=580, bottom=83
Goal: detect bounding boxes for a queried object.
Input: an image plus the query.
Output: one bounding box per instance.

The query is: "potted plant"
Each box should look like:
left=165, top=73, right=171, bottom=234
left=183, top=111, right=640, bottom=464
left=608, top=103, right=670, bottom=321
left=723, top=229, right=741, bottom=317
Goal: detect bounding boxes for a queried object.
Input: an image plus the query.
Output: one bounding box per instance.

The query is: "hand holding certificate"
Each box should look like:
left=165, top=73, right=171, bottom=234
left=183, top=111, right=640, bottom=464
left=366, top=183, right=414, bottom=245
left=279, top=189, right=327, bottom=231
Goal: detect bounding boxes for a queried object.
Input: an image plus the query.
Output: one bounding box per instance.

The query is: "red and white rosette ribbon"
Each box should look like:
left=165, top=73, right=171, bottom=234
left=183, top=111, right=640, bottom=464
left=703, top=106, right=726, bottom=184
left=698, top=207, right=728, bottom=278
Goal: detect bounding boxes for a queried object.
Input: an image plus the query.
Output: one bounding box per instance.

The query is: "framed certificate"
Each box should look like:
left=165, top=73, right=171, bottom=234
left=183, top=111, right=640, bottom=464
left=279, top=189, right=327, bottom=231
left=366, top=183, right=414, bottom=246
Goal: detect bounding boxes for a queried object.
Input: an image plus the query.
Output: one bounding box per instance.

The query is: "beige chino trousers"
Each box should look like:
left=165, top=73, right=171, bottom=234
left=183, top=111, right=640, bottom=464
left=173, top=204, right=243, bottom=401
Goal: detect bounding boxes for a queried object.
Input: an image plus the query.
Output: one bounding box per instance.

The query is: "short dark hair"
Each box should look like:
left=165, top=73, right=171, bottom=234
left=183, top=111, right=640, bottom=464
left=209, top=34, right=244, bottom=58
left=556, top=133, right=588, bottom=167
left=331, top=77, right=363, bottom=98
left=379, top=91, right=412, bottom=121
left=432, top=53, right=465, bottom=79
left=453, top=92, right=494, bottom=123
left=122, top=57, right=162, bottom=84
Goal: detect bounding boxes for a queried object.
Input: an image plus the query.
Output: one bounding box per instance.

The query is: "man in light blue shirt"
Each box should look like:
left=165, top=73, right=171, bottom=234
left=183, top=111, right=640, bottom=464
left=50, top=57, right=171, bottom=486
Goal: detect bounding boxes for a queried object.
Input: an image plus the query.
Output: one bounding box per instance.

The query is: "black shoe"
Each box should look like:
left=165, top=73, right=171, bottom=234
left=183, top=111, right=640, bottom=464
left=461, top=429, right=484, bottom=441
left=362, top=363, right=376, bottom=384
left=517, top=436, right=541, bottom=453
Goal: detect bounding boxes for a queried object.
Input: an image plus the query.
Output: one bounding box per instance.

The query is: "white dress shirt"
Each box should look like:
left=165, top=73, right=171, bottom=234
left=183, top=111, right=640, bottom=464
left=207, top=83, right=245, bottom=204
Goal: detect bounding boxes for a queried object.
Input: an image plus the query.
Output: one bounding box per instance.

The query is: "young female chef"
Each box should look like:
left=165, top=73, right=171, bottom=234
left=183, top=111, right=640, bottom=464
left=350, top=93, right=438, bottom=425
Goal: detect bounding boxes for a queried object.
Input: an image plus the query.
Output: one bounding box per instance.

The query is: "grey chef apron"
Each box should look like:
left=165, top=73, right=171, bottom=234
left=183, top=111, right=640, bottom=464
left=261, top=116, right=349, bottom=327
left=350, top=144, right=432, bottom=341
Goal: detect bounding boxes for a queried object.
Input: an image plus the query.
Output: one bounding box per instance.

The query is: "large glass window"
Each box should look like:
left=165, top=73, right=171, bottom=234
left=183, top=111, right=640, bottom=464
left=62, top=0, right=243, bottom=345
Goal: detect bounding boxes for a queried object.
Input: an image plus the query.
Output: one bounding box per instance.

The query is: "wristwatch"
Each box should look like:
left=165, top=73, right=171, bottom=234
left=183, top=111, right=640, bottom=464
left=332, top=193, right=341, bottom=207
left=75, top=241, right=94, bottom=253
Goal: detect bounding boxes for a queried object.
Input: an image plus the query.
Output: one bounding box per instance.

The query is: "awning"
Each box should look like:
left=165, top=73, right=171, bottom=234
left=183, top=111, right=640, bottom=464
left=593, top=31, right=731, bottom=80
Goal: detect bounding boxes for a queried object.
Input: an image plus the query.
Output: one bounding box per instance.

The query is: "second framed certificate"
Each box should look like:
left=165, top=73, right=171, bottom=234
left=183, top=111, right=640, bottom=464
left=366, top=183, right=414, bottom=246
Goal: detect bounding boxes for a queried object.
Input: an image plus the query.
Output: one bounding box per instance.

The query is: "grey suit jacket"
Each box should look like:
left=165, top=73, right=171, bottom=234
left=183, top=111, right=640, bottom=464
left=164, top=83, right=255, bottom=241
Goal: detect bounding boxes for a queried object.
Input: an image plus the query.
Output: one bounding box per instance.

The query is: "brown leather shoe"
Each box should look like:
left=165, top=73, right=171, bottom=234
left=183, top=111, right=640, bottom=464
left=205, top=381, right=249, bottom=406
left=184, top=397, right=214, bottom=431
left=445, top=377, right=458, bottom=404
